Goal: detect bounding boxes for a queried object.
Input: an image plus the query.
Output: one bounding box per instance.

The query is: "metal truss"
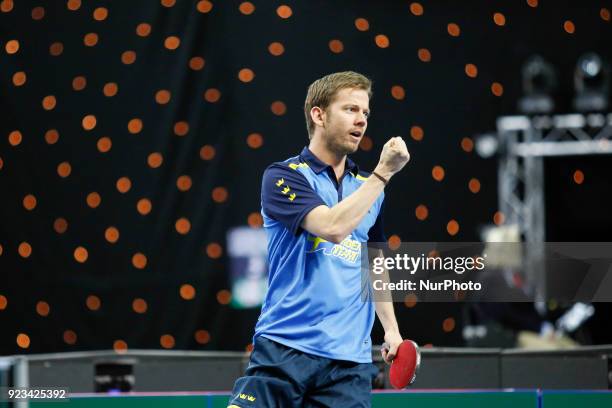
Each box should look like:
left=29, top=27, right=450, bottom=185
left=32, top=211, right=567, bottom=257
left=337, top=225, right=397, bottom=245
left=496, top=113, right=612, bottom=301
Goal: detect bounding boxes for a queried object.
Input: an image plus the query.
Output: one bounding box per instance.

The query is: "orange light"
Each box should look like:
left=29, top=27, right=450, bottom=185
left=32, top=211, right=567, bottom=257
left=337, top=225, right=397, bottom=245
left=447, top=220, right=460, bottom=236
left=238, top=68, right=255, bottom=82
left=121, top=50, right=137, bottom=64
left=248, top=212, right=263, bottom=228
left=18, top=242, right=32, bottom=258
left=601, top=8, right=611, bottom=21
left=36, top=301, right=50, bottom=316
left=461, top=137, right=474, bottom=152
left=447, top=23, right=460, bottom=37
left=116, top=177, right=132, bottom=193
left=161, top=0, right=176, bottom=7
left=276, top=5, right=292, bottom=18
left=63, top=330, right=77, bottom=345
left=72, top=76, right=87, bottom=91
left=204, top=88, right=221, bottom=102
left=359, top=136, right=373, bottom=151
left=12, top=71, right=26, bottom=86
left=86, top=295, right=101, bottom=311
left=174, top=121, right=189, bottom=136
left=442, top=317, right=456, bottom=332
left=391, top=85, right=406, bottom=100
left=49, top=42, right=63, bottom=56
left=105, top=226, right=120, bottom=243
left=86, top=192, right=101, bottom=208
left=468, top=178, right=481, bottom=193
left=103, top=82, right=118, bottom=97
left=82, top=114, right=97, bottom=130
left=175, top=217, right=191, bottom=234
left=0, top=295, right=7, bottom=310
left=527, top=0, right=538, bottom=7
left=217, top=289, right=232, bottom=305
left=5, top=39, right=19, bottom=54
left=177, top=175, right=192, bottom=192
left=409, top=2, right=423, bottom=16
left=493, top=211, right=505, bottom=225
left=493, top=12, right=506, bottom=26
left=67, top=0, right=81, bottom=11
left=200, top=145, right=216, bottom=160
left=268, top=42, right=284, bottom=56
left=127, top=118, right=143, bottom=134
left=195, top=329, right=210, bottom=344
left=136, top=198, right=152, bottom=215
left=8, top=130, right=22, bottom=146
left=417, top=48, right=431, bottom=62
left=45, top=129, right=59, bottom=144
left=465, top=63, right=478, bottom=78
left=563, top=20, right=575, bottom=34
left=83, top=32, right=99, bottom=47
left=155, top=89, right=171, bottom=104
left=93, top=7, right=108, bottom=20
left=132, top=253, right=147, bottom=269
left=206, top=242, right=223, bottom=259
left=148, top=152, right=163, bottom=168
left=404, top=293, right=418, bottom=308
left=23, top=194, right=37, bottom=210
left=160, top=334, right=175, bottom=349
left=17, top=333, right=30, bottom=349
left=74, top=246, right=88, bottom=263
left=32, top=7, right=45, bottom=20
left=573, top=170, right=584, bottom=184
left=410, top=126, right=424, bottom=141
left=388, top=234, right=401, bottom=250
left=132, top=298, right=147, bottom=313
left=113, top=340, right=128, bottom=353
left=246, top=133, right=263, bottom=148
left=164, top=36, right=180, bottom=50
left=42, top=95, right=57, bottom=110
left=54, top=218, right=68, bottom=234
left=270, top=101, right=287, bottom=115
left=197, top=1, right=213, bottom=13
left=375, top=34, right=390, bottom=48
left=212, top=187, right=228, bottom=203
left=432, top=165, right=445, bottom=181
left=355, top=18, right=369, bottom=31
left=328, top=39, right=344, bottom=53
left=189, top=56, right=205, bottom=70
left=491, top=82, right=504, bottom=96
left=136, top=23, right=151, bottom=37
left=415, top=204, right=429, bottom=221
left=180, top=284, right=196, bottom=300
left=97, top=137, right=112, bottom=153
left=239, top=1, right=255, bottom=15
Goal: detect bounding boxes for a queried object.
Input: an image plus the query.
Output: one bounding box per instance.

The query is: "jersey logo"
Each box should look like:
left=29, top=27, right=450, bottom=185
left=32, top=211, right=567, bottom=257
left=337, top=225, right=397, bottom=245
left=281, top=186, right=290, bottom=194
left=238, top=393, right=256, bottom=402
left=275, top=178, right=285, bottom=186
left=288, top=193, right=296, bottom=201
left=288, top=162, right=309, bottom=170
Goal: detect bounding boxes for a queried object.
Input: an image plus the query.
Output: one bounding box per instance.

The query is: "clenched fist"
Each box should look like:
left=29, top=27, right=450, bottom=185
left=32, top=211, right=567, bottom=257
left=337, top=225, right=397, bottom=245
left=375, top=136, right=410, bottom=180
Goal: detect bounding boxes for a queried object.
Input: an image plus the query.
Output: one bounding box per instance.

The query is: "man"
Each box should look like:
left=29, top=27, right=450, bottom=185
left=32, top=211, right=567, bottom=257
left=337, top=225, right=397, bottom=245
left=228, top=71, right=410, bottom=407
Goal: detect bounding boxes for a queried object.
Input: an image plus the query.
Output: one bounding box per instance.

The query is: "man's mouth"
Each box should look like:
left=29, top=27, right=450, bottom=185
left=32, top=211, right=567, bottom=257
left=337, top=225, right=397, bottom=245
left=349, top=130, right=362, bottom=138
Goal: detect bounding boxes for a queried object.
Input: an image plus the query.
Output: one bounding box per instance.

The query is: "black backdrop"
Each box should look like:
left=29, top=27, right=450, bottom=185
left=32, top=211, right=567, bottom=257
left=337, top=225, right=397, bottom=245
left=1, top=0, right=611, bottom=354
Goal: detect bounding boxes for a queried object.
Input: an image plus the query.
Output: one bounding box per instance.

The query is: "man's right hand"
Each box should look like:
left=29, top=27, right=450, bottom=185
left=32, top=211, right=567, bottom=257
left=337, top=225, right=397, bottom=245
left=375, top=137, right=410, bottom=180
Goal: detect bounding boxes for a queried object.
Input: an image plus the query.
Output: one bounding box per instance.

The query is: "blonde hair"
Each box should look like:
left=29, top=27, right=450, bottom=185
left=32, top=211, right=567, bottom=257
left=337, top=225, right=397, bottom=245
left=304, top=71, right=372, bottom=138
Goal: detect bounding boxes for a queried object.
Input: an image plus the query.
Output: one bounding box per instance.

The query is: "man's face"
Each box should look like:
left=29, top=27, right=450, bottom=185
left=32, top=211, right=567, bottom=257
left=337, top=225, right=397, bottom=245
left=321, top=87, right=370, bottom=156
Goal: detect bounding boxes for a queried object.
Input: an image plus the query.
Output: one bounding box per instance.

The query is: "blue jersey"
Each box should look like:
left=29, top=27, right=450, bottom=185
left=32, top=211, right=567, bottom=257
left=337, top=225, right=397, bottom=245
left=254, top=147, right=385, bottom=363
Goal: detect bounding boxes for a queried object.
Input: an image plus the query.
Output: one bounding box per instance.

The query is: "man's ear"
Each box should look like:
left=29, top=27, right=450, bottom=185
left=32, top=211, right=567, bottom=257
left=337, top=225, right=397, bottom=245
left=310, top=106, right=326, bottom=128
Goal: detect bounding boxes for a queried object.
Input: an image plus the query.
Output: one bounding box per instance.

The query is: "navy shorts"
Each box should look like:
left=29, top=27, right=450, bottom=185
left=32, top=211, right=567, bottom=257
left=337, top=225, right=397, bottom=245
left=227, top=336, right=378, bottom=408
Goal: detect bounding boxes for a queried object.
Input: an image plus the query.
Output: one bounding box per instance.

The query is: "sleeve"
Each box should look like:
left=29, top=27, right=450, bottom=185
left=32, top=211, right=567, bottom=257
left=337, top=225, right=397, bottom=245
left=261, top=164, right=327, bottom=235
left=367, top=199, right=387, bottom=242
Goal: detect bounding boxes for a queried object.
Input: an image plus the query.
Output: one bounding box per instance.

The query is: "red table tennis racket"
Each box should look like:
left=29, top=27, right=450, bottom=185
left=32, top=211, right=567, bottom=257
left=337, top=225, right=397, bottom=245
left=383, top=339, right=421, bottom=389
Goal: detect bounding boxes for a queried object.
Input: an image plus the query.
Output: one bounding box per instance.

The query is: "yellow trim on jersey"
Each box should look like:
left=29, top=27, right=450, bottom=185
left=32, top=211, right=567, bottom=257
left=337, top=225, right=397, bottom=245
left=355, top=174, right=369, bottom=181
left=288, top=162, right=309, bottom=170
